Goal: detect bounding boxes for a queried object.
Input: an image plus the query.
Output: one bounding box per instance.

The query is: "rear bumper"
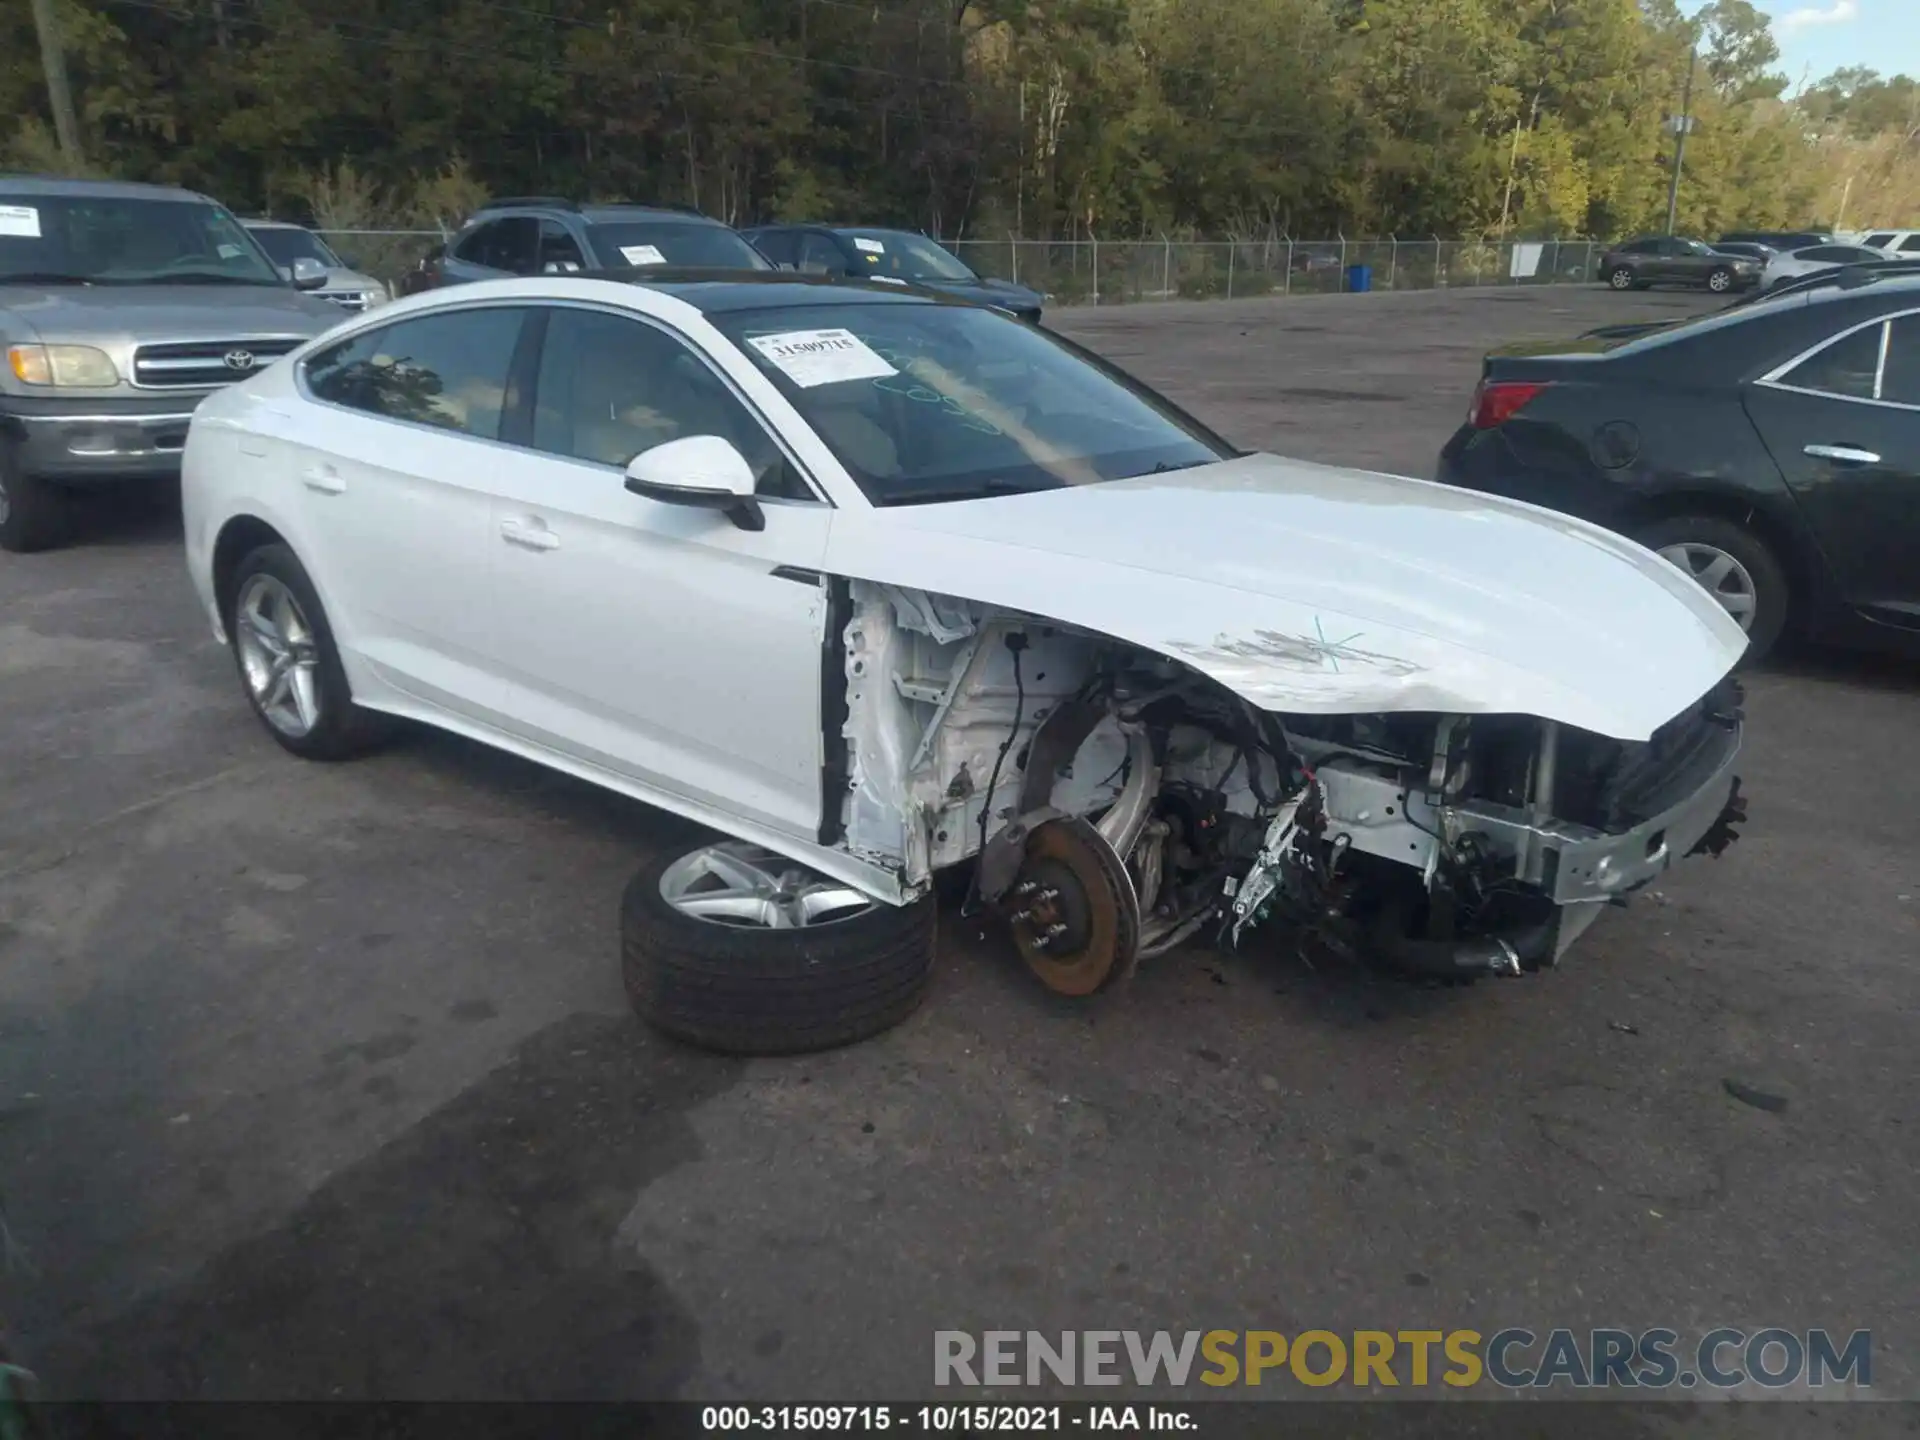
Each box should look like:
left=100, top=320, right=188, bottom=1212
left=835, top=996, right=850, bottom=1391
left=0, top=393, right=209, bottom=483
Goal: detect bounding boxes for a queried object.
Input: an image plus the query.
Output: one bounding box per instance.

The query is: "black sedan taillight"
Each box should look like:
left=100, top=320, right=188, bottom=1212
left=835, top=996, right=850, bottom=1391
left=1468, top=379, right=1549, bottom=429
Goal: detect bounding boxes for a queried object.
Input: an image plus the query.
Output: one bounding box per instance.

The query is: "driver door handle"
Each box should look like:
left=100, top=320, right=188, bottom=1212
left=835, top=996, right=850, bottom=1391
left=1804, top=444, right=1880, bottom=466
left=300, top=465, right=345, bottom=495
left=500, top=518, right=560, bottom=551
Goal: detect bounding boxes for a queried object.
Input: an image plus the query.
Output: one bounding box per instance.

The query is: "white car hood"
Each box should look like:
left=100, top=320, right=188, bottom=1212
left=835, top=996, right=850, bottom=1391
left=824, top=453, right=1747, bottom=741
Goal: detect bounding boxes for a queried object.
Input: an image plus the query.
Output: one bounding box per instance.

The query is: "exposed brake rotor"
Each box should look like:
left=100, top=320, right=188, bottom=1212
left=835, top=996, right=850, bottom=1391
left=1003, top=816, right=1140, bottom=996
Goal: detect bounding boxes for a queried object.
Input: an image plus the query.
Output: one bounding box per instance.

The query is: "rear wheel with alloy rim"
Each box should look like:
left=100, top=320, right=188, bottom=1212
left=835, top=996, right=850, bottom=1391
left=1635, top=514, right=1790, bottom=663
left=1608, top=266, right=1635, bottom=290
left=622, top=839, right=937, bottom=1055
left=227, top=542, right=394, bottom=759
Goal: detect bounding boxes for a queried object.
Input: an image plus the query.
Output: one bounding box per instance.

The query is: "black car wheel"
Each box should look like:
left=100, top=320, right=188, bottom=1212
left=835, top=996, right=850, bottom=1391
left=1635, top=515, right=1789, bottom=663
left=1706, top=267, right=1734, bottom=293
left=0, top=444, right=71, bottom=554
left=1608, top=266, right=1636, bottom=291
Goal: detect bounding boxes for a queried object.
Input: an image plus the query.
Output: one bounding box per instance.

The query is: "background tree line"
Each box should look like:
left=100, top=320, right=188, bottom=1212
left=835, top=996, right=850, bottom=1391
left=4, top=0, right=1917, bottom=240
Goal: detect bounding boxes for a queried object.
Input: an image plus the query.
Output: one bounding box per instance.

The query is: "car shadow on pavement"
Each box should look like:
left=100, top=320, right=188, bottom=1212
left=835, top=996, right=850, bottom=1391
left=37, top=1013, right=744, bottom=1405
left=1762, top=641, right=1920, bottom=696
left=60, top=483, right=185, bottom=551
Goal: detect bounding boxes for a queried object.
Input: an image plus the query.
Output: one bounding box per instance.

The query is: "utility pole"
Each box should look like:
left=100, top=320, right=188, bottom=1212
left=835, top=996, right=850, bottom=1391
left=28, top=0, right=84, bottom=169
left=1664, top=44, right=1697, bottom=236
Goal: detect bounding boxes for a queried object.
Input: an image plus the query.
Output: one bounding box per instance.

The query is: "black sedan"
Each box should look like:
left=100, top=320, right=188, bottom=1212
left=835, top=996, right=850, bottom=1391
left=1436, top=272, right=1920, bottom=662
left=741, top=224, right=1046, bottom=322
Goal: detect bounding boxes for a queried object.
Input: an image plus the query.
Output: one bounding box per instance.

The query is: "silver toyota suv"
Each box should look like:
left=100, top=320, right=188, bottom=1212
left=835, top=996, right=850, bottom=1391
left=0, top=175, right=344, bottom=552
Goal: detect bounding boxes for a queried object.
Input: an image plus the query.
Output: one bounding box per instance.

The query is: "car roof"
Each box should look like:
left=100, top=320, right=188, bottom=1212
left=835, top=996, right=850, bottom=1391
left=0, top=173, right=212, bottom=203
left=572, top=268, right=979, bottom=313
left=471, top=201, right=724, bottom=225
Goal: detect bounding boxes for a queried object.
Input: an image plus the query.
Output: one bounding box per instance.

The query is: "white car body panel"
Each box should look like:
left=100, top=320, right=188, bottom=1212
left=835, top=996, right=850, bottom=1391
left=823, top=455, right=1745, bottom=742
left=481, top=445, right=833, bottom=841
left=182, top=274, right=1746, bottom=924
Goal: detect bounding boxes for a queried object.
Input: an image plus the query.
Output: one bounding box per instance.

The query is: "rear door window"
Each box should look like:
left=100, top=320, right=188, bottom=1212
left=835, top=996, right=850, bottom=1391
left=1879, top=315, right=1920, bottom=406
left=305, top=307, right=529, bottom=439
left=1775, top=322, right=1885, bottom=401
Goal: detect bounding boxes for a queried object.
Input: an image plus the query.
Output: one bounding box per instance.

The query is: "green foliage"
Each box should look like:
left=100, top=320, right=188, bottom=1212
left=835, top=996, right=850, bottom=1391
left=0, top=0, right=1911, bottom=239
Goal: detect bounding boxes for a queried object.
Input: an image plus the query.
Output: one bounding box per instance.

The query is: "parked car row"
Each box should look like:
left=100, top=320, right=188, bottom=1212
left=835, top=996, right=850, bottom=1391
left=1599, top=228, right=1908, bottom=296
left=393, top=198, right=1046, bottom=323
left=0, top=174, right=1042, bottom=553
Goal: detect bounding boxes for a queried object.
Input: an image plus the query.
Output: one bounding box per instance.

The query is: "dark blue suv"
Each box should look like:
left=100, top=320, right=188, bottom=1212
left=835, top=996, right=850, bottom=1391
left=427, top=198, right=773, bottom=287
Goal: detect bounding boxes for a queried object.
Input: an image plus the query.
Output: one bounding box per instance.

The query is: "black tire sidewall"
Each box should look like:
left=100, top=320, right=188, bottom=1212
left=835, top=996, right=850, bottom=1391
left=621, top=844, right=937, bottom=1056
left=228, top=542, right=382, bottom=758
left=1635, top=515, right=1790, bottom=663
left=0, top=445, right=69, bottom=554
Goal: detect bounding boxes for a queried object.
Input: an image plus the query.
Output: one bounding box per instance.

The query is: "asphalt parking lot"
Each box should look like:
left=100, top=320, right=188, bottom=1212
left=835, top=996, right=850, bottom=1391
left=3, top=284, right=1917, bottom=1421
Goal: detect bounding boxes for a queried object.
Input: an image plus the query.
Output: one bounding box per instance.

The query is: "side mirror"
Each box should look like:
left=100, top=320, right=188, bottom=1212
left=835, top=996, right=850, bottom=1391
left=290, top=256, right=329, bottom=291
left=623, top=435, right=764, bottom=532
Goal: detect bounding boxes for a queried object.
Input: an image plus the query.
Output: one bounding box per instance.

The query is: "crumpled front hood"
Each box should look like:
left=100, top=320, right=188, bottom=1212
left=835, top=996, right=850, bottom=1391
left=1, top=285, right=341, bottom=343
left=824, top=453, right=1747, bottom=741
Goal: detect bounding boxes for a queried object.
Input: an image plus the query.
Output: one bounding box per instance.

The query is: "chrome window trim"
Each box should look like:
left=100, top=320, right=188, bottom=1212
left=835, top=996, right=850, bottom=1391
left=1753, top=303, right=1920, bottom=412
left=292, top=296, right=832, bottom=505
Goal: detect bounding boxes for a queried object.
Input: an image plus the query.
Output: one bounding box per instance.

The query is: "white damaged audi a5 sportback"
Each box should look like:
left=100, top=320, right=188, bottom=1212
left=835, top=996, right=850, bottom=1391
left=182, top=271, right=1749, bottom=1054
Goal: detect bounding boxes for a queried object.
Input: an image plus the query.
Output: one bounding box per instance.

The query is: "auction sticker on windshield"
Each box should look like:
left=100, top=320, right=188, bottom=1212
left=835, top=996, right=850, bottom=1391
left=0, top=205, right=41, bottom=238
left=748, top=328, right=898, bottom=388
left=853, top=237, right=886, bottom=254
left=619, top=244, right=668, bottom=266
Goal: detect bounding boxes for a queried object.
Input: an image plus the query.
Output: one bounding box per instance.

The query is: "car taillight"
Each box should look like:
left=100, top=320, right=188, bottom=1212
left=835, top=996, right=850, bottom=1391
left=1468, top=379, right=1548, bottom=429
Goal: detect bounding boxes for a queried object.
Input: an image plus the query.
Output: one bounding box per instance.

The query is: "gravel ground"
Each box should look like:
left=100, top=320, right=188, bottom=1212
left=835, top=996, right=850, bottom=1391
left=1, top=284, right=1915, bottom=1425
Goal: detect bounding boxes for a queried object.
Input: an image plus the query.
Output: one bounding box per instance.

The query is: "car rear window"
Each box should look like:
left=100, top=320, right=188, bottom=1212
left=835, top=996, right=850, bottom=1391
left=585, top=222, right=771, bottom=272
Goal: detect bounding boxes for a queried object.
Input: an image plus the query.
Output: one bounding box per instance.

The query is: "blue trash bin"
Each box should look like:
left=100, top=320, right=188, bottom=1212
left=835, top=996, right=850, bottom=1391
left=1345, top=263, right=1372, bottom=293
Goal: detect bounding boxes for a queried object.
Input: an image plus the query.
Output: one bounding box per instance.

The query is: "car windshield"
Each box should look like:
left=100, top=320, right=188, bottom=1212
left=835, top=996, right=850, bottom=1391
left=250, top=226, right=342, bottom=269
left=713, top=301, right=1229, bottom=506
left=585, top=222, right=772, bottom=271
left=0, top=193, right=285, bottom=285
left=839, top=232, right=976, bottom=282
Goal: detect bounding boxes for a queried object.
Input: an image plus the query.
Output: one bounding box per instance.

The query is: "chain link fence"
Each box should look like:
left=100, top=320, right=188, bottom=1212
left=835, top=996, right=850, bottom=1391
left=315, top=228, right=1608, bottom=304
left=943, top=238, right=1606, bottom=303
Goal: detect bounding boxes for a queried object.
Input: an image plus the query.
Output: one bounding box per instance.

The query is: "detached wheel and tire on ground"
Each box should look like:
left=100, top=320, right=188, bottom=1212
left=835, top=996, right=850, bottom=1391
left=621, top=841, right=937, bottom=1055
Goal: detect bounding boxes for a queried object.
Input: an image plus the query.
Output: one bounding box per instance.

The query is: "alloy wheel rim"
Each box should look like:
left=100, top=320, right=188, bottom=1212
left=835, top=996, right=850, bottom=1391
left=1658, top=542, right=1758, bottom=631
left=1709, top=271, right=1729, bottom=291
left=659, top=842, right=876, bottom=930
left=235, top=574, right=323, bottom=736
left=1611, top=270, right=1631, bottom=288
